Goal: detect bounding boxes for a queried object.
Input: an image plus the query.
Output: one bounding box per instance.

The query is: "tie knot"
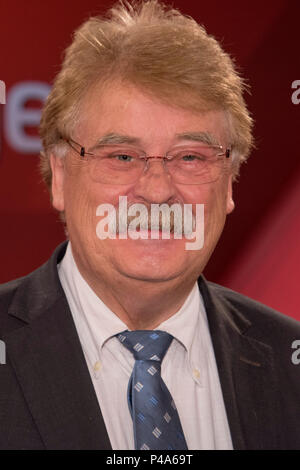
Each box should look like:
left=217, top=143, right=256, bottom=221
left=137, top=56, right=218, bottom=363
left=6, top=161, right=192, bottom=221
left=117, top=330, right=173, bottom=362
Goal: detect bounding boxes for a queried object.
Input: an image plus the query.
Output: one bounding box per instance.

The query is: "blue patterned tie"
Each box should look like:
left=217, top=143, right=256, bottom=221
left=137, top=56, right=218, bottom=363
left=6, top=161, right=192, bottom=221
left=117, top=330, right=188, bottom=450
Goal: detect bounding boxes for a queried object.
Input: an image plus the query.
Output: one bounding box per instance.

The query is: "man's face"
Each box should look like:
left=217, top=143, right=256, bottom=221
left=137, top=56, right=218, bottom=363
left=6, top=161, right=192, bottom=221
left=51, top=82, right=234, bottom=287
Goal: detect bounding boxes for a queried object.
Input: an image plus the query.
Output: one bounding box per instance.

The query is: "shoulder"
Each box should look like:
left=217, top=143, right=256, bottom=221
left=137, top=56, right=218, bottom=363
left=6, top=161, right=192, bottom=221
left=203, top=278, right=300, bottom=341
left=0, top=242, right=68, bottom=335
left=0, top=276, right=27, bottom=334
left=0, top=274, right=28, bottom=303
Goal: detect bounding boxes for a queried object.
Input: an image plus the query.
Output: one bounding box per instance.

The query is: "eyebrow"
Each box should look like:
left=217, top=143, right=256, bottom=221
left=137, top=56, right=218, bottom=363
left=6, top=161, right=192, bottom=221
left=174, top=132, right=220, bottom=146
left=89, top=133, right=142, bottom=151
left=88, top=131, right=220, bottom=152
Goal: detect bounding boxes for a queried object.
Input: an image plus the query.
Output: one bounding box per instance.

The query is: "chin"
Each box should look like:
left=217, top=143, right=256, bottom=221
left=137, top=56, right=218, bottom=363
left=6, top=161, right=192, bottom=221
left=113, top=253, right=188, bottom=283
left=117, top=268, right=182, bottom=283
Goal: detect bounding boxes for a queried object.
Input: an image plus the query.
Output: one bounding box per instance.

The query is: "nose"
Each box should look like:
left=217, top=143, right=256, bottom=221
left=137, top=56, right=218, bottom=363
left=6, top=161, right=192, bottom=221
left=132, top=158, right=177, bottom=204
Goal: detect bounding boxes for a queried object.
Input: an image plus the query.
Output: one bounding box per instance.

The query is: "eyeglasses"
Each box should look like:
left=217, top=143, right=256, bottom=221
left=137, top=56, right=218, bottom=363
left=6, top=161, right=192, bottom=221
left=64, top=137, right=231, bottom=185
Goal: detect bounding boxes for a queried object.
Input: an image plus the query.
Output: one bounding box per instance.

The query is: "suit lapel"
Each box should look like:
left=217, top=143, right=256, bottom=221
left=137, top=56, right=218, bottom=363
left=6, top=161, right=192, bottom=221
left=198, top=277, right=280, bottom=450
left=4, top=242, right=112, bottom=450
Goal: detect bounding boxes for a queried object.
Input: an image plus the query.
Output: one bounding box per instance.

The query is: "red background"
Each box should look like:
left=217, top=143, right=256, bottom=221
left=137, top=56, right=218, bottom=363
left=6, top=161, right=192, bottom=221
left=0, top=0, right=299, bottom=320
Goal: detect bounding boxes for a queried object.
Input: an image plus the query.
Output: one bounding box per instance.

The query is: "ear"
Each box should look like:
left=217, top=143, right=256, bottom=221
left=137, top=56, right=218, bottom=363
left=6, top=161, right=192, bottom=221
left=50, top=154, right=65, bottom=212
left=226, top=175, right=235, bottom=214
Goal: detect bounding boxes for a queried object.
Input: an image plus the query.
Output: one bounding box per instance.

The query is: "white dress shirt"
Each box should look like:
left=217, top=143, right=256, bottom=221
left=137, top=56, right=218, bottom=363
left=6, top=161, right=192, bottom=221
left=58, top=242, right=233, bottom=450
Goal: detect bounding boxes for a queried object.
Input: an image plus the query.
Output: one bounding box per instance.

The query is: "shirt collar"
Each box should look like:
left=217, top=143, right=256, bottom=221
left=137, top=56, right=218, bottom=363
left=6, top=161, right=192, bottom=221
left=58, top=242, right=128, bottom=349
left=155, top=281, right=201, bottom=353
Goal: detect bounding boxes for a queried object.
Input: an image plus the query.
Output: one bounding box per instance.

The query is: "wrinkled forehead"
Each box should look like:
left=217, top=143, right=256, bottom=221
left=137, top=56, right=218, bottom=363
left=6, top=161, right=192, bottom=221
left=74, top=79, right=232, bottom=149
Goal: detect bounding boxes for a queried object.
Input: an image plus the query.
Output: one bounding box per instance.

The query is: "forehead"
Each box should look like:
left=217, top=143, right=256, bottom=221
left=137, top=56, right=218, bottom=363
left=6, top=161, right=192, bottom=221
left=76, top=81, right=230, bottom=147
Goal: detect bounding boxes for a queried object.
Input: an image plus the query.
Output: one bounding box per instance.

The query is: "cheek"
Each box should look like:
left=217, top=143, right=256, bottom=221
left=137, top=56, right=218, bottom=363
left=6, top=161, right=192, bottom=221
left=63, top=173, right=129, bottom=236
left=190, top=183, right=228, bottom=241
left=179, top=184, right=227, bottom=218
left=63, top=174, right=98, bottom=233
left=207, top=183, right=230, bottom=231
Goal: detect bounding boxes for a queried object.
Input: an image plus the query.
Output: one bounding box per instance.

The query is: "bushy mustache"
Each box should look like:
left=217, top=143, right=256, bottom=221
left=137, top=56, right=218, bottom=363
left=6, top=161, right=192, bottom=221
left=108, top=202, right=196, bottom=236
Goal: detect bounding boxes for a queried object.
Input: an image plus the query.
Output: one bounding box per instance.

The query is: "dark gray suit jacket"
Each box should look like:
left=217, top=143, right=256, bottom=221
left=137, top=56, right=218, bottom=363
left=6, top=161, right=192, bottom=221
left=0, top=241, right=299, bottom=449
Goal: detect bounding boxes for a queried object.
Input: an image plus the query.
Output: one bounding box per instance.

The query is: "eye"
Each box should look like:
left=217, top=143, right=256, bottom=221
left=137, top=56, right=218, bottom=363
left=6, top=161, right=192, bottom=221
left=115, top=154, right=133, bottom=162
left=182, top=154, right=200, bottom=161
left=180, top=154, right=205, bottom=162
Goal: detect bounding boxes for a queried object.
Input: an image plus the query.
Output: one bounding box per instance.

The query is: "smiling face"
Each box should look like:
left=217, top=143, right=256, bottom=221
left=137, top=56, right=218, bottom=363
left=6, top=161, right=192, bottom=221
left=51, top=81, right=234, bottom=290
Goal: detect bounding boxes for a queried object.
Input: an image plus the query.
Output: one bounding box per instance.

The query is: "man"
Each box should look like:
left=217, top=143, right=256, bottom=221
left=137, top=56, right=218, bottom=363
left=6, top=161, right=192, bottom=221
left=0, top=0, right=299, bottom=450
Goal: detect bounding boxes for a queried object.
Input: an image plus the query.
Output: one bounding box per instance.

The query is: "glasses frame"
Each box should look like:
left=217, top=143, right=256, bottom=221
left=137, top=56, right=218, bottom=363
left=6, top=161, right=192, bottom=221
left=63, top=137, right=232, bottom=185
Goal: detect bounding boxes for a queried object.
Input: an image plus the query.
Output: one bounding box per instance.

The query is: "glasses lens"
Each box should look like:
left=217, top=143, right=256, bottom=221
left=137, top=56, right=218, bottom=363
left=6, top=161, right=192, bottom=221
left=166, top=147, right=226, bottom=184
left=88, top=149, right=144, bottom=184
